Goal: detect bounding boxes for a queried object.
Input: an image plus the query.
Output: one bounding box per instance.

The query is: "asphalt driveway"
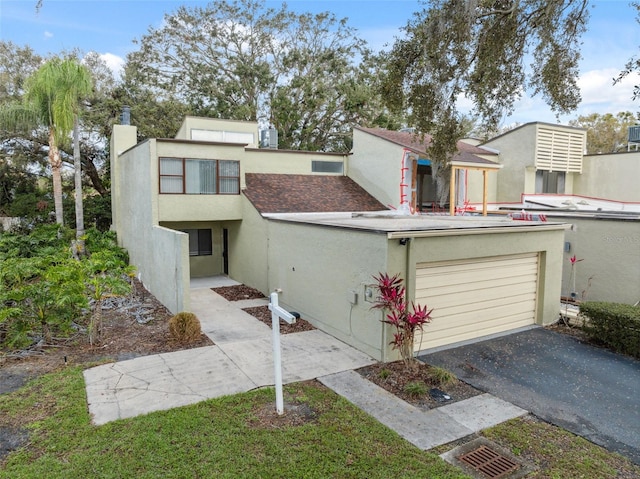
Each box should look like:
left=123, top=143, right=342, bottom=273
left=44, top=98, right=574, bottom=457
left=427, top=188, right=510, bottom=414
left=419, top=327, right=640, bottom=465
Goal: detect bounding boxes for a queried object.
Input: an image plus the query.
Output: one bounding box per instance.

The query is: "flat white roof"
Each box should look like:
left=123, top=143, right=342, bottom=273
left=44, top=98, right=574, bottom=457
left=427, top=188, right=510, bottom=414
left=522, top=195, right=640, bottom=213
left=264, top=210, right=568, bottom=236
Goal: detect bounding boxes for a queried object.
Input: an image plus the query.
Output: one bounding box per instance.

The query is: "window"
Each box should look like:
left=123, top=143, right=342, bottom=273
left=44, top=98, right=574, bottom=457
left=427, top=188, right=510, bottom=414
left=312, top=161, right=344, bottom=174
left=159, top=158, right=240, bottom=194
left=535, top=170, right=566, bottom=194
left=183, top=229, right=212, bottom=256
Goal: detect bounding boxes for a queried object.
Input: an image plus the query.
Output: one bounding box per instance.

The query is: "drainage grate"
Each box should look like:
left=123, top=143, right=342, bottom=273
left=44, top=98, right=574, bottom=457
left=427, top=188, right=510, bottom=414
left=458, top=445, right=520, bottom=479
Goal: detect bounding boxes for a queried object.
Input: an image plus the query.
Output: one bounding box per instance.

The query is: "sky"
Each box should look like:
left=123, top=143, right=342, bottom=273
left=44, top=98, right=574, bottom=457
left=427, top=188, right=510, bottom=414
left=1, top=0, right=639, bottom=126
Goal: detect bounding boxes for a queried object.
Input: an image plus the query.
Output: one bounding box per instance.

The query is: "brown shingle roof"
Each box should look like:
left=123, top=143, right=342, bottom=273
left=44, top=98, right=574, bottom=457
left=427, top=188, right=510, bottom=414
left=355, top=126, right=499, bottom=166
left=244, top=174, right=386, bottom=214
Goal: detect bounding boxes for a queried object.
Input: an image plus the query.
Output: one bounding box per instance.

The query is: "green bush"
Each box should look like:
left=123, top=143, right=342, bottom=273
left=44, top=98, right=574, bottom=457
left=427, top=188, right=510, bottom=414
left=580, top=301, right=640, bottom=358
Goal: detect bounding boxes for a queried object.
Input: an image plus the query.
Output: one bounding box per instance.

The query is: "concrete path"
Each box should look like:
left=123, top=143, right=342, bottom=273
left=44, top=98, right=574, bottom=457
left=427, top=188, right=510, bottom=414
left=84, top=276, right=529, bottom=454
left=84, top=280, right=376, bottom=425
left=421, top=327, right=640, bottom=465
left=320, top=370, right=526, bottom=450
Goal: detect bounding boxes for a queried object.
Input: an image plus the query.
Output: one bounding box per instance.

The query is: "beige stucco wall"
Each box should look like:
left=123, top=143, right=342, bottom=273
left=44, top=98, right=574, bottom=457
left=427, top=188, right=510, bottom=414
left=483, top=123, right=538, bottom=202
left=461, top=168, right=499, bottom=206
left=257, top=216, right=565, bottom=362
left=560, top=216, right=639, bottom=304
left=226, top=197, right=270, bottom=292
left=349, top=129, right=404, bottom=210
left=575, top=152, right=640, bottom=202
left=111, top=138, right=191, bottom=314
left=266, top=220, right=389, bottom=360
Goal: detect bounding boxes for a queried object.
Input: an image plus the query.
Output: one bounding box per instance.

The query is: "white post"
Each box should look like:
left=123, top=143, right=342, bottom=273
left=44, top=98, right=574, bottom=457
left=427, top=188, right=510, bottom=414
left=268, top=292, right=297, bottom=415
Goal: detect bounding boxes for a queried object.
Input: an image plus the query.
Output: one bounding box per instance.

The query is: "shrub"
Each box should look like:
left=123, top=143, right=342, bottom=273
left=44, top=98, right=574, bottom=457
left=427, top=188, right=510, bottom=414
left=429, top=366, right=456, bottom=387
left=169, top=312, right=202, bottom=343
left=404, top=381, right=427, bottom=397
left=371, top=273, right=433, bottom=366
left=580, top=301, right=640, bottom=358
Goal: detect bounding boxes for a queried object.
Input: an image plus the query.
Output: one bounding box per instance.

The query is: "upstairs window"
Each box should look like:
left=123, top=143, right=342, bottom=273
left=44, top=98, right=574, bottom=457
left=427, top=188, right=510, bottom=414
left=159, top=158, right=240, bottom=194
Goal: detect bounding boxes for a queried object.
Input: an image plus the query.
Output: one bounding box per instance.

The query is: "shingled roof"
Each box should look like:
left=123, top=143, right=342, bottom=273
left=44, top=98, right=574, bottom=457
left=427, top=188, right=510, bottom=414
left=355, top=126, right=499, bottom=167
left=244, top=173, right=386, bottom=214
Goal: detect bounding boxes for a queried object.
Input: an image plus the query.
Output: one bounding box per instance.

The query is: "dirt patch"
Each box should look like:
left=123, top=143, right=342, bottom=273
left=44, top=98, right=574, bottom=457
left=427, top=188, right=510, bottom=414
left=0, top=280, right=212, bottom=393
left=243, top=305, right=316, bottom=334
left=357, top=360, right=482, bottom=410
left=212, top=284, right=266, bottom=301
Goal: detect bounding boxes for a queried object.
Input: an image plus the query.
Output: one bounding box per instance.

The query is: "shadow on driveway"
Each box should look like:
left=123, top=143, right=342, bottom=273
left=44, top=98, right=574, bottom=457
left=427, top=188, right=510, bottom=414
left=419, top=327, right=640, bottom=465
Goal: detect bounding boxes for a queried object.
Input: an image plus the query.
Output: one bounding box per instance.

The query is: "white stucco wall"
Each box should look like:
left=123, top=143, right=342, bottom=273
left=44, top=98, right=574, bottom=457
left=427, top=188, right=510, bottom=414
left=575, top=152, right=640, bottom=202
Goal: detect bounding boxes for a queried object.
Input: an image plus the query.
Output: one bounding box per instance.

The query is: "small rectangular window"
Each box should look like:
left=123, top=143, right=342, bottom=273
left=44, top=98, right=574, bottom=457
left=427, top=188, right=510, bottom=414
left=312, top=161, right=343, bottom=174
left=183, top=229, right=212, bottom=256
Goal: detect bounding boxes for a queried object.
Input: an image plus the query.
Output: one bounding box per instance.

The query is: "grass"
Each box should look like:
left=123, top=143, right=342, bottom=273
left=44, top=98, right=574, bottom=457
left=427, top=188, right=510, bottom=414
left=2, top=368, right=639, bottom=479
left=0, top=367, right=468, bottom=479
left=483, top=416, right=640, bottom=479
left=403, top=381, right=428, bottom=397
left=429, top=366, right=456, bottom=387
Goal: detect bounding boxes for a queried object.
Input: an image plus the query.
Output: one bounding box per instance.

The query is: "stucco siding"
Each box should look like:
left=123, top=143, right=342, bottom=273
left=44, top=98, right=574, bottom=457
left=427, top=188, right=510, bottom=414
left=227, top=197, right=270, bottom=294
left=575, top=152, right=640, bottom=202
left=562, top=216, right=639, bottom=305
left=350, top=129, right=404, bottom=209
left=266, top=220, right=389, bottom=360
left=113, top=140, right=191, bottom=314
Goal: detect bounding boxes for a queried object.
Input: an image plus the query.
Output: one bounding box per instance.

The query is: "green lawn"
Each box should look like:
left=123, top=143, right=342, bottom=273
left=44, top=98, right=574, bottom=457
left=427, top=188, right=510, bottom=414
left=2, top=366, right=639, bottom=478
left=0, top=367, right=467, bottom=479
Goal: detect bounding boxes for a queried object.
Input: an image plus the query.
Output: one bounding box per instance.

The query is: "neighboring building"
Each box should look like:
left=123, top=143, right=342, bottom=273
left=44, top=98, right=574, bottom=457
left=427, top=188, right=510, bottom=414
left=110, top=117, right=567, bottom=361
left=350, top=127, right=502, bottom=215
left=480, top=122, right=587, bottom=203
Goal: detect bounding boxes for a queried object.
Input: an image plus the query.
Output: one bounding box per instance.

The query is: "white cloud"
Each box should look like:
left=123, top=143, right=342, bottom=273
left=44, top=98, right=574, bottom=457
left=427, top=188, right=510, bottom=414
left=100, top=53, right=125, bottom=79
left=44, top=30, right=53, bottom=39
left=577, top=68, right=639, bottom=112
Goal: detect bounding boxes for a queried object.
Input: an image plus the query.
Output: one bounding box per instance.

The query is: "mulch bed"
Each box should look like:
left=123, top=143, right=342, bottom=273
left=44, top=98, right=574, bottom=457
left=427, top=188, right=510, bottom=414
left=243, top=306, right=316, bottom=334
left=212, top=285, right=266, bottom=301
left=357, top=360, right=482, bottom=410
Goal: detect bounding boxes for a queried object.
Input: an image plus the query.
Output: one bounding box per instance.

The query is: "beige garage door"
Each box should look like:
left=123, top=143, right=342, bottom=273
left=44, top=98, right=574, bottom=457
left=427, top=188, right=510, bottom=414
left=414, top=253, right=538, bottom=351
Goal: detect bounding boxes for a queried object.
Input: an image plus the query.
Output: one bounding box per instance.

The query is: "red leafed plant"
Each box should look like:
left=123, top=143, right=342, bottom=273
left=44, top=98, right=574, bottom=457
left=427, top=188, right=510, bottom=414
left=372, top=273, right=433, bottom=367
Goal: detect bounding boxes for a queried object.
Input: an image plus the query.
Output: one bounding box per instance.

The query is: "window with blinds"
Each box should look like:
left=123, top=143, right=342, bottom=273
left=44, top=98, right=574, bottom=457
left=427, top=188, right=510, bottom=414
left=159, top=158, right=240, bottom=194
left=534, top=126, right=585, bottom=173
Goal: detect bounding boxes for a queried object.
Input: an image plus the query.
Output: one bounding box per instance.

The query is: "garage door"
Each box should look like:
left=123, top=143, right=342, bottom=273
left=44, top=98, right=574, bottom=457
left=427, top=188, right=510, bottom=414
left=414, top=253, right=538, bottom=351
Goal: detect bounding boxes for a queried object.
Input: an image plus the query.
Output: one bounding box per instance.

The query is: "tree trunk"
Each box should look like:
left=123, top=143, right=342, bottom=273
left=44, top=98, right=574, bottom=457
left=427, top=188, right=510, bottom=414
left=49, top=128, right=64, bottom=225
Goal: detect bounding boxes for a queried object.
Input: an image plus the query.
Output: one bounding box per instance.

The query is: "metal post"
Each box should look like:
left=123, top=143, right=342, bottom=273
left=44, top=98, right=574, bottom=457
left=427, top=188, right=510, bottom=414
left=268, top=292, right=297, bottom=415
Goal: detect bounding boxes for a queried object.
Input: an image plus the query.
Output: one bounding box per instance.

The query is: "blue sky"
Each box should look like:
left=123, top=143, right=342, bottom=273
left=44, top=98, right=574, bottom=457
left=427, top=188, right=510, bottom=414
left=1, top=0, right=639, bottom=126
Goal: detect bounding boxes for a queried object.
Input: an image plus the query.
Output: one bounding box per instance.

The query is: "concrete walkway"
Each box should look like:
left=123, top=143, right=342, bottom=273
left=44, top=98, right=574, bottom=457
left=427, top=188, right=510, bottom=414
left=84, top=277, right=526, bottom=451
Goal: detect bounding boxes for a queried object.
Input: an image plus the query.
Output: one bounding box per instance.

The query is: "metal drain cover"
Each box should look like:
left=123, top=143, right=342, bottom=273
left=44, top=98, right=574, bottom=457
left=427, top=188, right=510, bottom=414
left=459, top=445, right=519, bottom=478
left=440, top=437, right=536, bottom=479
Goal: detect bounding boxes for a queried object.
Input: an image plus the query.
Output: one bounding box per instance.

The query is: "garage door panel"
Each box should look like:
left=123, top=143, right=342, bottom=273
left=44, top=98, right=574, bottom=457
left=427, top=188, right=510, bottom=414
left=415, top=313, right=535, bottom=350
left=416, top=264, right=538, bottom=289
left=426, top=300, right=536, bottom=333
left=417, top=254, right=538, bottom=275
left=426, top=291, right=537, bottom=319
left=414, top=253, right=538, bottom=351
left=417, top=276, right=537, bottom=300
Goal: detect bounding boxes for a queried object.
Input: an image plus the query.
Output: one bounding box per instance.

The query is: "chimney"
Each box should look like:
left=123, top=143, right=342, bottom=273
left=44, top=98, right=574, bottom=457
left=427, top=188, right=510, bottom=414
left=120, top=106, right=131, bottom=125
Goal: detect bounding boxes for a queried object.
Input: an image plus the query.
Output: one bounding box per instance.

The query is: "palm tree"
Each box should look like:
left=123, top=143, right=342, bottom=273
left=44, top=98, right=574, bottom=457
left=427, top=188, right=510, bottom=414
left=23, top=58, right=93, bottom=226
